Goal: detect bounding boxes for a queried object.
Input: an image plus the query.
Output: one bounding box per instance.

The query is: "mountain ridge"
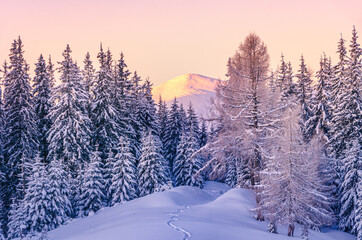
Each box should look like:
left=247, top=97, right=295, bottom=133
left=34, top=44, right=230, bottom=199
left=152, top=73, right=220, bottom=117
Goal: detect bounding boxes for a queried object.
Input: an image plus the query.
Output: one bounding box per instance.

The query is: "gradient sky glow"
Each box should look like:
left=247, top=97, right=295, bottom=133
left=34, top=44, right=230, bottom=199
left=0, top=0, right=361, bottom=85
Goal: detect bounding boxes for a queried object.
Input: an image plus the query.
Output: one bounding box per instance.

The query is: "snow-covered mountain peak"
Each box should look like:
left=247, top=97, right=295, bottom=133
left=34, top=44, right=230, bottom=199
left=152, top=73, right=219, bottom=102
left=152, top=73, right=220, bottom=116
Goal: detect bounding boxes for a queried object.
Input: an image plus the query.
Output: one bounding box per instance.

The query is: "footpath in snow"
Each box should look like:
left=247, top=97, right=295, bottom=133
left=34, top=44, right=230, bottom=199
left=48, top=182, right=354, bottom=240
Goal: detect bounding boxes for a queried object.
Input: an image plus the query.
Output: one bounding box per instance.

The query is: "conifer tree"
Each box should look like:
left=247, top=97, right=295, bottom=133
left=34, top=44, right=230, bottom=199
left=157, top=96, right=168, bottom=155
left=225, top=153, right=238, bottom=188
left=185, top=103, right=200, bottom=142
left=3, top=38, right=39, bottom=230
left=113, top=52, right=138, bottom=157
left=308, top=55, right=332, bottom=141
left=46, top=159, right=71, bottom=228
left=33, top=54, right=53, bottom=164
left=48, top=45, right=92, bottom=177
left=137, top=79, right=159, bottom=135
left=23, top=155, right=51, bottom=233
left=92, top=45, right=120, bottom=160
left=261, top=78, right=333, bottom=236
left=338, top=27, right=362, bottom=235
left=295, top=55, right=313, bottom=142
left=82, top=52, right=96, bottom=98
left=7, top=199, right=26, bottom=239
left=109, top=137, right=137, bottom=205
left=164, top=98, right=182, bottom=170
left=328, top=35, right=349, bottom=161
left=78, top=148, right=105, bottom=217
left=138, top=132, right=169, bottom=197
left=174, top=133, right=203, bottom=187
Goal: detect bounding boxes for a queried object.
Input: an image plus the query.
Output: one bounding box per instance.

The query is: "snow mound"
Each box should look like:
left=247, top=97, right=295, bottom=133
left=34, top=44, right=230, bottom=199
left=47, top=182, right=354, bottom=240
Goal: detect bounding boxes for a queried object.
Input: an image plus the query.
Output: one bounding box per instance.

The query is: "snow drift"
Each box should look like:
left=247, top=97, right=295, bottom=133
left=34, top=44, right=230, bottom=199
left=46, top=182, right=353, bottom=240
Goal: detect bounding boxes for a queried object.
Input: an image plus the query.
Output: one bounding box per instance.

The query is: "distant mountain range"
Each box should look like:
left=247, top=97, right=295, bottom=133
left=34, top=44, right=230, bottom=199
left=152, top=73, right=220, bottom=117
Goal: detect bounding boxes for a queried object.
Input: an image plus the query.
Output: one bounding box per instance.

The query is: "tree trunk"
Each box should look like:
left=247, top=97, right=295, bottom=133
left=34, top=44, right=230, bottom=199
left=288, top=223, right=295, bottom=237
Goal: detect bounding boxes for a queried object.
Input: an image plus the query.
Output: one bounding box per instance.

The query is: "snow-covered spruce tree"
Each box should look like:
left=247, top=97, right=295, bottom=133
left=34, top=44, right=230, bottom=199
left=128, top=71, right=143, bottom=158
left=157, top=95, right=168, bottom=156
left=138, top=132, right=169, bottom=197
left=48, top=44, right=92, bottom=177
left=109, top=136, right=137, bottom=205
left=178, top=103, right=187, bottom=133
left=224, top=155, right=237, bottom=188
left=33, top=54, right=54, bottom=164
left=261, top=76, right=334, bottom=237
left=173, top=133, right=203, bottom=187
left=164, top=98, right=182, bottom=171
left=7, top=198, right=26, bottom=239
left=91, top=45, right=120, bottom=162
left=78, top=148, right=105, bottom=217
left=328, top=35, right=349, bottom=162
left=307, top=55, right=332, bottom=142
left=112, top=52, right=139, bottom=161
left=46, top=158, right=71, bottom=229
left=295, top=55, right=314, bottom=142
left=0, top=65, right=7, bottom=236
left=3, top=38, right=39, bottom=236
left=23, top=155, right=51, bottom=234
left=47, top=45, right=92, bottom=216
left=137, top=79, right=159, bottom=135
left=185, top=103, right=200, bottom=143
left=82, top=52, right=96, bottom=98
left=338, top=27, right=362, bottom=236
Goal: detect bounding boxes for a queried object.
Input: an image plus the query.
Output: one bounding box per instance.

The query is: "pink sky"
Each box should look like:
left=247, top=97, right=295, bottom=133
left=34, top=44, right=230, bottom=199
left=0, top=0, right=361, bottom=85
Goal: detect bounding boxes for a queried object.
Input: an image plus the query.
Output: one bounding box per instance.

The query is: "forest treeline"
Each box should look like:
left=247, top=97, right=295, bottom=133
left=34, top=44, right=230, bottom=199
left=206, top=28, right=361, bottom=239
left=0, top=40, right=207, bottom=239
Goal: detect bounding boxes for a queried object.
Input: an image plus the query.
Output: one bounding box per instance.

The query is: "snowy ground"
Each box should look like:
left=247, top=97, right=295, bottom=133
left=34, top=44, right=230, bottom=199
left=48, top=182, right=354, bottom=240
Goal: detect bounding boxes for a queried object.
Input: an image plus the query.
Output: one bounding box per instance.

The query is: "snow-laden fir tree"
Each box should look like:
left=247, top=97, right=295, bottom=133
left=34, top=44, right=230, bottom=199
left=339, top=139, right=361, bottom=236
left=307, top=55, right=332, bottom=142
left=78, top=148, right=105, bottom=217
left=138, top=132, right=169, bottom=197
left=128, top=71, right=143, bottom=158
left=3, top=38, right=39, bottom=236
left=164, top=98, right=182, bottom=171
left=91, top=45, right=120, bottom=161
left=185, top=103, right=200, bottom=143
left=157, top=96, right=168, bottom=156
left=0, top=76, right=5, bottom=238
left=178, top=103, right=187, bottom=133
left=173, top=133, right=203, bottom=187
left=3, top=37, right=39, bottom=200
left=82, top=52, right=96, bottom=98
left=33, top=54, right=54, bottom=164
left=48, top=44, right=92, bottom=177
left=295, top=55, right=313, bottom=142
left=338, top=27, right=362, bottom=236
left=46, top=159, right=71, bottom=229
left=113, top=52, right=137, bottom=149
left=7, top=198, right=26, bottom=239
left=23, top=155, right=51, bottom=234
left=109, top=136, right=137, bottom=205
left=137, top=79, right=159, bottom=135
left=328, top=35, right=349, bottom=162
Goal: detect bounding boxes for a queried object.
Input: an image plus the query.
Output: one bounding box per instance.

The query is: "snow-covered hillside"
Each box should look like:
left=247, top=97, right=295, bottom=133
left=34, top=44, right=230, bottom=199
left=47, top=182, right=353, bottom=240
left=152, top=74, right=220, bottom=117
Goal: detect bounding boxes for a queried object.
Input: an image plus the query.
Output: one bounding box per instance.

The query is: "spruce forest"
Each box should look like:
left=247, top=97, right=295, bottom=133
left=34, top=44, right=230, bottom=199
left=0, top=27, right=361, bottom=240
